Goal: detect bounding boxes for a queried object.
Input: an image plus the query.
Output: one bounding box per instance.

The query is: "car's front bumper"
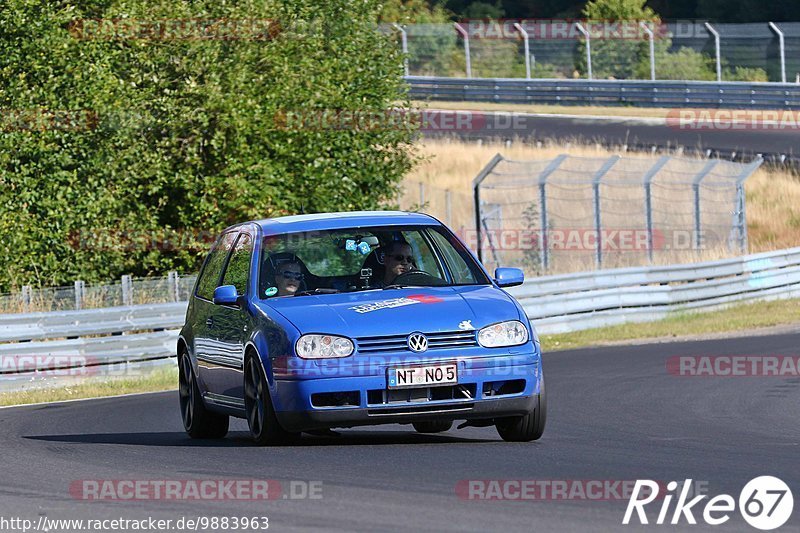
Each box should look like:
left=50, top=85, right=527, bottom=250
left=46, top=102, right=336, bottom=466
left=270, top=352, right=542, bottom=432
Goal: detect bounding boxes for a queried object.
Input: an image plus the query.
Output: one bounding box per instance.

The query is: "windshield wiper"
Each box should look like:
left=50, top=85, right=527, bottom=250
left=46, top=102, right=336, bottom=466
left=382, top=284, right=414, bottom=290
left=295, top=288, right=340, bottom=296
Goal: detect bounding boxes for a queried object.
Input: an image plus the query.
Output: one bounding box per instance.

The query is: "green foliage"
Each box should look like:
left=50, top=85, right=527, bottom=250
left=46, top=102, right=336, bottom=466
left=0, top=0, right=417, bottom=290
left=726, top=66, right=768, bottom=82
left=634, top=46, right=716, bottom=81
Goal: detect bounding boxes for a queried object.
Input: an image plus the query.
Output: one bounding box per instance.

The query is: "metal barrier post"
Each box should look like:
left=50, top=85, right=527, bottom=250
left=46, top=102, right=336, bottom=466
left=454, top=23, right=471, bottom=78
left=692, top=160, right=719, bottom=250
left=21, top=285, right=32, bottom=312
left=168, top=271, right=180, bottom=302
left=536, top=154, right=568, bottom=271
left=592, top=156, right=622, bottom=268
left=704, top=22, right=722, bottom=82
left=472, top=154, right=504, bottom=263
left=513, top=23, right=531, bottom=79
left=769, top=22, right=786, bottom=83
left=642, top=156, right=671, bottom=262
left=392, top=24, right=409, bottom=77
left=121, top=274, right=133, bottom=306
left=74, top=280, right=85, bottom=310
left=575, top=22, right=592, bottom=80
left=640, top=22, right=656, bottom=80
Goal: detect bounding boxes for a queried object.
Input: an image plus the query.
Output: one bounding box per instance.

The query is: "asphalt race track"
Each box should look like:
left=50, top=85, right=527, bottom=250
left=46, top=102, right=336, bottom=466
left=421, top=110, right=800, bottom=162
left=1, top=331, right=798, bottom=532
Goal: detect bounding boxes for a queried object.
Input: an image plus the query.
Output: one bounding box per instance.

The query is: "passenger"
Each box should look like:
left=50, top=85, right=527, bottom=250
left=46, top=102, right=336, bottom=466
left=382, top=241, right=415, bottom=286
left=275, top=261, right=304, bottom=296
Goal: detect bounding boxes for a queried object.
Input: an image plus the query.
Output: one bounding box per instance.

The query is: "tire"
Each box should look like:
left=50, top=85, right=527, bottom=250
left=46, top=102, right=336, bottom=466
left=412, top=420, right=453, bottom=433
left=179, top=351, right=229, bottom=439
left=244, top=355, right=297, bottom=445
left=495, top=379, right=546, bottom=442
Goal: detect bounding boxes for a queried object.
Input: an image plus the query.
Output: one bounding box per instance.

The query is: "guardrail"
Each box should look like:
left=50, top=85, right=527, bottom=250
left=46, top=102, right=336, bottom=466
left=507, top=246, right=800, bottom=334
left=406, top=76, right=800, bottom=109
left=0, top=302, right=187, bottom=376
left=1, top=245, right=799, bottom=377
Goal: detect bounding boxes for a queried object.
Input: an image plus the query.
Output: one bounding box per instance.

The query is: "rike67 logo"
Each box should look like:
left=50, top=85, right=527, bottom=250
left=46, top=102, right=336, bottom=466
left=623, top=477, right=793, bottom=530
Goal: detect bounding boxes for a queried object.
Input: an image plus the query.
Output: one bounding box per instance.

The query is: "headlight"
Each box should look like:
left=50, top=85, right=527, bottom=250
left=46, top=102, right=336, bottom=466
left=477, top=320, right=529, bottom=348
left=295, top=334, right=354, bottom=359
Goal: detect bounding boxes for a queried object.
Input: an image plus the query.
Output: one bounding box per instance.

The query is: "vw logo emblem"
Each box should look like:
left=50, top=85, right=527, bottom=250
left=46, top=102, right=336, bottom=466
left=407, top=332, right=428, bottom=353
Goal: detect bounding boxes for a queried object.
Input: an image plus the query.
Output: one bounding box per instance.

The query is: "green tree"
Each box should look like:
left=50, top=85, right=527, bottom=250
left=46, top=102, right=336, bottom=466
left=0, top=0, right=417, bottom=290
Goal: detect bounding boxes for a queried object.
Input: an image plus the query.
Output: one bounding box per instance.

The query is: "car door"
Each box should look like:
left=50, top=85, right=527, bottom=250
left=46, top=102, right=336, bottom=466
left=211, top=228, right=255, bottom=401
left=193, top=231, right=238, bottom=397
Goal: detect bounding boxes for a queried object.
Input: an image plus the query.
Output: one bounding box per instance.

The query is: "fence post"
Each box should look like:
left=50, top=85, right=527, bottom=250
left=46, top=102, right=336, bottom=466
left=732, top=157, right=763, bottom=252
left=768, top=22, right=786, bottom=83
left=591, top=156, right=622, bottom=268
left=121, top=274, right=133, bottom=306
left=536, top=154, right=568, bottom=272
left=514, top=22, right=531, bottom=79
left=692, top=160, right=719, bottom=251
left=392, top=23, right=409, bottom=77
left=419, top=182, right=425, bottom=206
left=640, top=22, right=656, bottom=80
left=642, top=156, right=671, bottom=263
left=168, top=271, right=180, bottom=302
left=454, top=23, right=471, bottom=78
left=704, top=22, right=722, bottom=82
left=575, top=22, right=592, bottom=80
left=74, top=280, right=85, bottom=310
left=445, top=190, right=452, bottom=226
left=472, top=153, right=504, bottom=263
left=21, top=285, right=32, bottom=312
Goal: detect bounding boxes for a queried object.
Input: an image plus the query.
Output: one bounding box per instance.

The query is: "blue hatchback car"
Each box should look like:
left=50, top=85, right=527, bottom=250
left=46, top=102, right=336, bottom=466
left=178, top=211, right=545, bottom=444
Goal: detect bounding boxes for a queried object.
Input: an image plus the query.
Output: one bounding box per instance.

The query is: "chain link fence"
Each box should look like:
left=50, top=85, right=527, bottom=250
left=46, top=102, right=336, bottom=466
left=1, top=272, right=197, bottom=314
left=384, top=22, right=800, bottom=83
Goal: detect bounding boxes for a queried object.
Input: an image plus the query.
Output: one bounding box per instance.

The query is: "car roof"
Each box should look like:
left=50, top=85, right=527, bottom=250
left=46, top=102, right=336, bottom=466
left=235, top=211, right=442, bottom=235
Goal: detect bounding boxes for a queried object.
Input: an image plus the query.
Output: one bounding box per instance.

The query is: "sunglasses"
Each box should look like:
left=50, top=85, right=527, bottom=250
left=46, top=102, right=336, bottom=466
left=389, top=254, right=414, bottom=263
left=279, top=270, right=303, bottom=281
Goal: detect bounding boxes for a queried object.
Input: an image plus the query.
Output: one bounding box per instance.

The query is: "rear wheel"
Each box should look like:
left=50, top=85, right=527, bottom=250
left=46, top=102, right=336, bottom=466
left=244, top=355, right=297, bottom=445
left=412, top=420, right=453, bottom=433
left=179, top=351, right=229, bottom=439
left=496, top=379, right=546, bottom=442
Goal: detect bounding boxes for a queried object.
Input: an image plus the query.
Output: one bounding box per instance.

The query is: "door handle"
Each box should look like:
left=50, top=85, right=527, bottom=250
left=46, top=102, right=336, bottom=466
left=206, top=317, right=215, bottom=328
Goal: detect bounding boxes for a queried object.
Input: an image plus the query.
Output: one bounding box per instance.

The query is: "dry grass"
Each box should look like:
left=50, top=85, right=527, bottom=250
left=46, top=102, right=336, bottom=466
left=401, top=139, right=800, bottom=270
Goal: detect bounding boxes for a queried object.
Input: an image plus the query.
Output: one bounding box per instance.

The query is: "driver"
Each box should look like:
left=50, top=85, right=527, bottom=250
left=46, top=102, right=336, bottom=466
left=382, top=241, right=415, bottom=286
left=275, top=260, right=304, bottom=296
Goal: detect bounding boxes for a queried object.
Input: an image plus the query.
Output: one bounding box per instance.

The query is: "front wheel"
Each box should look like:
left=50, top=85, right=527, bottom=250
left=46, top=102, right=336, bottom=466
left=244, top=356, right=297, bottom=445
left=495, top=379, right=546, bottom=442
left=179, top=351, right=229, bottom=439
left=412, top=420, right=453, bottom=433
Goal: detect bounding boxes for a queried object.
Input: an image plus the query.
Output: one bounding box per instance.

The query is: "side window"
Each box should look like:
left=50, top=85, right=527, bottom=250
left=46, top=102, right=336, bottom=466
left=403, top=231, right=446, bottom=280
left=221, top=233, right=253, bottom=296
left=427, top=230, right=480, bottom=284
left=195, top=232, right=237, bottom=300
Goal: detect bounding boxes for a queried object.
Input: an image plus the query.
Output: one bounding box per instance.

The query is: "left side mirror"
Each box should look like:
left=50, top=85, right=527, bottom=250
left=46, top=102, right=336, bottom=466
left=213, top=284, right=240, bottom=305
left=494, top=267, right=524, bottom=288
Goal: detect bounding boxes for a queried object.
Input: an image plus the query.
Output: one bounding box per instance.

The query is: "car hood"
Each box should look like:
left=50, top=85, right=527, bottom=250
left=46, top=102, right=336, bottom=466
left=258, top=285, right=521, bottom=337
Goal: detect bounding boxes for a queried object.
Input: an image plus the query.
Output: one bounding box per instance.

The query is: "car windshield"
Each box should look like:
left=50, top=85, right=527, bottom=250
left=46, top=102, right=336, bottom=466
left=259, top=225, right=489, bottom=298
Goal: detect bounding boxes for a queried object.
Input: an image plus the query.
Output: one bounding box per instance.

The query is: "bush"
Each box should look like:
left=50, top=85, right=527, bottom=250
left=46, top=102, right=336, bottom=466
left=0, top=0, right=416, bottom=290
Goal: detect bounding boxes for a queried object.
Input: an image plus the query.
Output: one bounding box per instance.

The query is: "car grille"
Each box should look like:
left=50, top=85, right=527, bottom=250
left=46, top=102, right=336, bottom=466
left=355, top=330, right=477, bottom=354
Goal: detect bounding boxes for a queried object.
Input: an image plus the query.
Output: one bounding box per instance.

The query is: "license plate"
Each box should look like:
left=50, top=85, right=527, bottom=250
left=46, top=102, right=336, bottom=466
left=387, top=363, right=458, bottom=389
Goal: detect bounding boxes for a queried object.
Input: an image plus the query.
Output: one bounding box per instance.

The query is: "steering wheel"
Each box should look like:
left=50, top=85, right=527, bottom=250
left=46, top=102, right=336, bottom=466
left=391, top=269, right=447, bottom=286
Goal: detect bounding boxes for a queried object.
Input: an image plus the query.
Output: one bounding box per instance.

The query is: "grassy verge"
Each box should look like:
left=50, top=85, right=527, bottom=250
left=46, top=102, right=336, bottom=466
left=540, top=298, right=800, bottom=352
left=0, top=365, right=177, bottom=407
